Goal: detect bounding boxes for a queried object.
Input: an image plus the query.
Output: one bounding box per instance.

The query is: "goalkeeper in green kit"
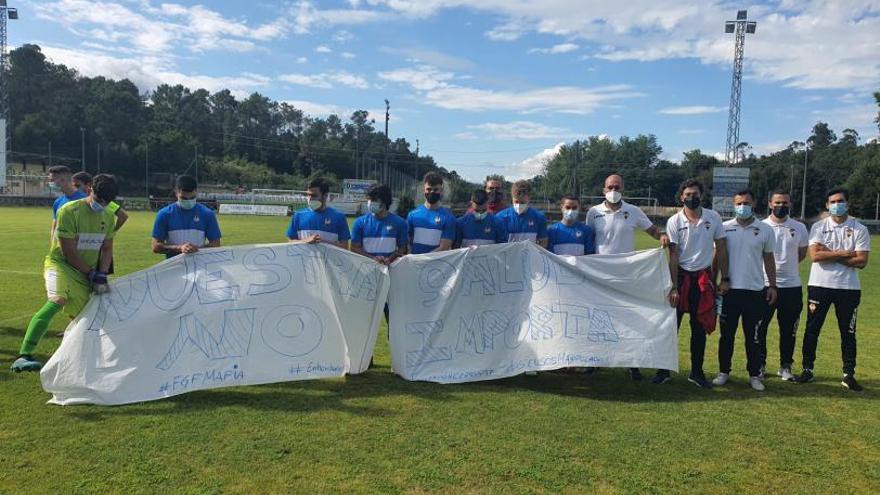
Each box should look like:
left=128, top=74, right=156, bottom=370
left=12, top=174, right=119, bottom=372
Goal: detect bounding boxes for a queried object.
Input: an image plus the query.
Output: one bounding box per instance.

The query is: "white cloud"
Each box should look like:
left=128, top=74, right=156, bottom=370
left=315, top=45, right=333, bottom=53
left=659, top=105, right=727, bottom=115
left=502, top=143, right=565, bottom=180
left=362, top=1, right=880, bottom=91
left=296, top=57, right=308, bottom=64
left=528, top=43, right=579, bottom=54
left=333, top=30, right=355, bottom=43
left=40, top=45, right=270, bottom=96
left=380, top=64, right=642, bottom=114
left=280, top=71, right=370, bottom=89
left=464, top=121, right=574, bottom=140
left=284, top=100, right=349, bottom=117
left=379, top=46, right=474, bottom=70
left=341, top=52, right=357, bottom=59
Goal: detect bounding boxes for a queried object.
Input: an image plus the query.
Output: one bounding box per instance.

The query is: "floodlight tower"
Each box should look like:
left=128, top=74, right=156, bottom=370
left=0, top=1, right=18, bottom=188
left=724, top=10, right=756, bottom=165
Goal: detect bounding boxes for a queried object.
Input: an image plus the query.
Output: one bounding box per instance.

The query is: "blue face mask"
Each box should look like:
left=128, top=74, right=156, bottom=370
left=829, top=202, right=848, bottom=216
left=734, top=204, right=753, bottom=219
left=178, top=198, right=197, bottom=210
left=89, top=200, right=105, bottom=213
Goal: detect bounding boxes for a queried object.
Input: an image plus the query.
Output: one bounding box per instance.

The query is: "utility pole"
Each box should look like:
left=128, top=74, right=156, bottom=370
left=800, top=144, right=808, bottom=219
left=0, top=2, right=18, bottom=189
left=384, top=99, right=389, bottom=184
left=80, top=127, right=85, bottom=171
left=724, top=10, right=757, bottom=165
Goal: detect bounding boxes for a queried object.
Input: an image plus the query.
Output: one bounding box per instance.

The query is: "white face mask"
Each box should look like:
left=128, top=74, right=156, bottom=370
left=307, top=199, right=322, bottom=211
left=513, top=203, right=528, bottom=214
left=562, top=209, right=579, bottom=221
left=473, top=211, right=488, bottom=221
left=605, top=190, right=622, bottom=204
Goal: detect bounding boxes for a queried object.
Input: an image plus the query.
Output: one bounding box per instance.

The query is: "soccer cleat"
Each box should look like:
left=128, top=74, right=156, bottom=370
left=11, top=355, right=43, bottom=373
left=794, top=369, right=814, bottom=383
left=652, top=371, right=671, bottom=385
left=777, top=367, right=796, bottom=381
left=712, top=372, right=730, bottom=386
left=749, top=376, right=765, bottom=391
left=841, top=374, right=863, bottom=392
left=629, top=368, right=643, bottom=381
left=687, top=374, right=713, bottom=389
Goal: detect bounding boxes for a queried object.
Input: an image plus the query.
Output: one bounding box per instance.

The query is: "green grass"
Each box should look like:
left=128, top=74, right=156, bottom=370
left=1, top=206, right=879, bottom=494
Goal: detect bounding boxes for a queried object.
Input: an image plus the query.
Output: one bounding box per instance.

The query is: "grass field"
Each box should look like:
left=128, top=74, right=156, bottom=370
left=1, top=206, right=879, bottom=494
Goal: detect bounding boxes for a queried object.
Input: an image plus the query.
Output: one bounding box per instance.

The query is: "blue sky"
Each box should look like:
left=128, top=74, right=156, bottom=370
left=12, top=0, right=880, bottom=181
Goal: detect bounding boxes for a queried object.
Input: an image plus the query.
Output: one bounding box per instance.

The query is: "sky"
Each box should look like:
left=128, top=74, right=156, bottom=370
left=10, top=0, right=880, bottom=182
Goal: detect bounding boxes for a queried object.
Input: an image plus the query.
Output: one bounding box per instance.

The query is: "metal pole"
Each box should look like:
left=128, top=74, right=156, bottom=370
left=875, top=192, right=879, bottom=221
left=145, top=142, right=149, bottom=201
left=800, top=146, right=808, bottom=219
left=80, top=127, right=85, bottom=171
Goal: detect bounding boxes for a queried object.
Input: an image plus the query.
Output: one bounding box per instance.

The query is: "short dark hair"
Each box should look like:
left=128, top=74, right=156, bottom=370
left=825, top=187, right=849, bottom=202
left=423, top=171, right=443, bottom=186
left=560, top=194, right=579, bottom=203
left=512, top=180, right=531, bottom=195
left=92, top=174, right=118, bottom=202
left=307, top=177, right=330, bottom=195
left=768, top=189, right=790, bottom=201
left=175, top=175, right=198, bottom=192
left=48, top=166, right=71, bottom=176
left=677, top=178, right=704, bottom=197
left=72, top=171, right=92, bottom=185
left=367, top=183, right=392, bottom=208
left=471, top=189, right=488, bottom=205
left=734, top=189, right=754, bottom=200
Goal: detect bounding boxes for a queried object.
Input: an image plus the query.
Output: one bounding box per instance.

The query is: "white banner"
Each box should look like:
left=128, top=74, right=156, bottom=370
left=41, top=243, right=389, bottom=405
left=389, top=242, right=678, bottom=383
left=218, top=203, right=289, bottom=216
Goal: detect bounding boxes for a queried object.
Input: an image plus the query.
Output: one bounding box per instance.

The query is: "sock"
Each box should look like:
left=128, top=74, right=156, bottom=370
left=20, top=301, right=62, bottom=355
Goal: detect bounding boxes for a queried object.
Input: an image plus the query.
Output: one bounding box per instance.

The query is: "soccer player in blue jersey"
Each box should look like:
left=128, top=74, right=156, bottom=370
left=48, top=166, right=87, bottom=238
left=152, top=175, right=222, bottom=258
left=496, top=180, right=548, bottom=248
left=455, top=189, right=507, bottom=248
left=351, top=184, right=408, bottom=264
left=547, top=195, right=595, bottom=256
left=407, top=171, right=456, bottom=254
left=286, top=177, right=351, bottom=248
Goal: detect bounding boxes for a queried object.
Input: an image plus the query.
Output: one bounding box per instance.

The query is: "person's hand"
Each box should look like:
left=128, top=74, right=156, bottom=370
left=659, top=234, right=670, bottom=248
left=181, top=243, right=199, bottom=254
left=667, top=288, right=679, bottom=307
left=89, top=270, right=110, bottom=294
left=766, top=287, right=778, bottom=305
left=718, top=280, right=730, bottom=296
left=304, top=234, right=321, bottom=244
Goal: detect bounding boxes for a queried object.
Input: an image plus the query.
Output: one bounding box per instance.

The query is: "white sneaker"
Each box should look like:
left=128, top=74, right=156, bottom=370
left=712, top=372, right=730, bottom=386
left=750, top=376, right=765, bottom=391
left=777, top=367, right=795, bottom=381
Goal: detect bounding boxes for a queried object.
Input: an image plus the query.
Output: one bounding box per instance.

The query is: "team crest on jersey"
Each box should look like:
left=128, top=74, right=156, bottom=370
left=324, top=218, right=332, bottom=225
left=194, top=216, right=200, bottom=223
left=846, top=228, right=853, bottom=237
left=576, top=231, right=583, bottom=238
left=624, top=211, right=630, bottom=220
left=434, top=216, right=441, bottom=224
left=528, top=220, right=534, bottom=227
left=704, top=222, right=711, bottom=230
left=790, top=228, right=796, bottom=237
left=754, top=229, right=759, bottom=236
left=386, top=225, right=394, bottom=232
left=484, top=226, right=492, bottom=234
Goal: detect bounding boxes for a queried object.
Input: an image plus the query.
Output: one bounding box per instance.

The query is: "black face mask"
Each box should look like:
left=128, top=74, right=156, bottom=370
left=683, top=196, right=701, bottom=209
left=425, top=192, right=442, bottom=204
left=772, top=205, right=790, bottom=218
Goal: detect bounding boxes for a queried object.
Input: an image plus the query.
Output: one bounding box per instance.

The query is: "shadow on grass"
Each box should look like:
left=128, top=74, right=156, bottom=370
left=53, top=363, right=879, bottom=422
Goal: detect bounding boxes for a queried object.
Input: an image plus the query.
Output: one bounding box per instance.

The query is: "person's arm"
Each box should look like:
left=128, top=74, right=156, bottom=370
left=667, top=243, right=679, bottom=307
left=152, top=238, right=197, bottom=255
left=113, top=207, right=129, bottom=231
left=336, top=215, right=351, bottom=249
left=842, top=251, right=869, bottom=269
left=810, top=243, right=855, bottom=262
left=763, top=251, right=778, bottom=304
left=537, top=216, right=548, bottom=248
left=59, top=238, right=94, bottom=275
left=98, top=238, right=113, bottom=273
left=715, top=238, right=730, bottom=295
left=645, top=225, right=661, bottom=240
left=797, top=246, right=808, bottom=262
left=432, top=238, right=453, bottom=252
left=205, top=239, right=221, bottom=248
